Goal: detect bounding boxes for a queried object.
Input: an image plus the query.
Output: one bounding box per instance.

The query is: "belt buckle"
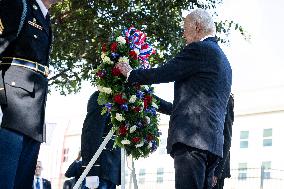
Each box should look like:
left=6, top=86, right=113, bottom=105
left=35, top=62, right=39, bottom=72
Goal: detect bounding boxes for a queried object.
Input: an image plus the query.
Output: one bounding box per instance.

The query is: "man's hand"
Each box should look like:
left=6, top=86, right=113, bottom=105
left=212, top=176, right=218, bottom=187
left=76, top=151, right=81, bottom=161
left=116, top=62, right=133, bottom=77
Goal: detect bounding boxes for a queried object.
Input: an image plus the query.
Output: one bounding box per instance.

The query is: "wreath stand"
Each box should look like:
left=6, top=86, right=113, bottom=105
left=73, top=130, right=138, bottom=189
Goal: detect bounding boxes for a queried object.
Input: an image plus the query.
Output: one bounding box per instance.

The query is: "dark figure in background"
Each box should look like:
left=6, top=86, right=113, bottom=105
left=0, top=0, right=61, bottom=188
left=33, top=161, right=52, bottom=189
left=212, top=94, right=234, bottom=189
left=118, top=9, right=232, bottom=189
left=81, top=91, right=121, bottom=189
left=62, top=179, right=75, bottom=189
left=65, top=151, right=86, bottom=189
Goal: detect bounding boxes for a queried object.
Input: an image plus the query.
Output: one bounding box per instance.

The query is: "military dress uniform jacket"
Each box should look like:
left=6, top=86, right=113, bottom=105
left=81, top=91, right=121, bottom=186
left=0, top=0, right=52, bottom=142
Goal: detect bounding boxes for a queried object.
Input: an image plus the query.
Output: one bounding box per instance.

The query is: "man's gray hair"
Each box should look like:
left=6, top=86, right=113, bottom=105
left=188, top=9, right=216, bottom=36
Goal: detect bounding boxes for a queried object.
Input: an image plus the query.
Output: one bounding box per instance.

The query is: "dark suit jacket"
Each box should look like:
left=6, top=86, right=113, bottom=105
left=214, top=94, right=234, bottom=178
left=33, top=178, right=51, bottom=189
left=0, top=0, right=51, bottom=142
left=81, top=91, right=121, bottom=185
left=65, top=160, right=83, bottom=183
left=128, top=37, right=232, bottom=157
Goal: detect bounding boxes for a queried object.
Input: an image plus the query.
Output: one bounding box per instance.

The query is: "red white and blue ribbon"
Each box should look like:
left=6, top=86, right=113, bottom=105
left=124, top=27, right=155, bottom=68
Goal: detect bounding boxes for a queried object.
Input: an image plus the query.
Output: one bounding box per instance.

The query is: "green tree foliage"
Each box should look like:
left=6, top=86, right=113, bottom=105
left=49, top=0, right=244, bottom=94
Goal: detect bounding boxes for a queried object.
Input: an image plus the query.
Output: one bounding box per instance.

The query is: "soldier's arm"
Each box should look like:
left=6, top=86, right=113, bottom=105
left=0, top=0, right=23, bottom=55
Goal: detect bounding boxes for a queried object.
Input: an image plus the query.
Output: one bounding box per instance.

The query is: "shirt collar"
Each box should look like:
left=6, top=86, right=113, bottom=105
left=200, top=34, right=215, bottom=41
left=35, top=0, right=48, bottom=18
left=34, top=176, right=42, bottom=180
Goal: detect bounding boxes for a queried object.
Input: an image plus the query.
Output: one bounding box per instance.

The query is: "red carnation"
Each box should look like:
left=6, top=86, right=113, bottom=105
left=146, top=134, right=154, bottom=142
left=125, top=37, right=129, bottom=44
left=132, top=137, right=140, bottom=143
left=129, top=50, right=138, bottom=60
left=144, top=95, right=152, bottom=109
left=101, top=43, right=107, bottom=52
left=118, top=125, right=127, bottom=136
left=96, top=70, right=105, bottom=78
left=113, top=94, right=127, bottom=105
left=133, top=106, right=141, bottom=113
left=110, top=42, right=118, bottom=52
left=111, top=67, right=121, bottom=76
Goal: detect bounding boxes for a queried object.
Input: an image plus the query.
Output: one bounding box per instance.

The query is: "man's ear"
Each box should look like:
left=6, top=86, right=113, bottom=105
left=195, top=21, right=202, bottom=34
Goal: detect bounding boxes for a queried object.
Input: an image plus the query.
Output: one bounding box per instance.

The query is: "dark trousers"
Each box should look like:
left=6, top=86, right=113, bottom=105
left=173, top=143, right=219, bottom=189
left=98, top=178, right=116, bottom=189
left=0, top=128, right=40, bottom=189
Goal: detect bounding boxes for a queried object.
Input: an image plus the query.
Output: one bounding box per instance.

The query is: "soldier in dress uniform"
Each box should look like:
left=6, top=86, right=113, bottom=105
left=81, top=91, right=121, bottom=189
left=0, top=0, right=61, bottom=188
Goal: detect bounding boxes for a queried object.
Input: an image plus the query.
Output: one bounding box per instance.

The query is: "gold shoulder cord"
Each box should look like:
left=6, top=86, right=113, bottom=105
left=0, top=18, right=4, bottom=35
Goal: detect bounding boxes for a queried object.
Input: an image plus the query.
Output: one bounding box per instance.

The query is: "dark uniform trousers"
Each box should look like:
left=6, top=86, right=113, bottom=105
left=0, top=0, right=51, bottom=188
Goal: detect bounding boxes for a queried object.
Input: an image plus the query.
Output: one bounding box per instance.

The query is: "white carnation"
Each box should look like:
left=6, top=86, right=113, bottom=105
left=143, top=85, right=149, bottom=91
left=135, top=141, right=144, bottom=148
left=145, top=116, right=150, bottom=124
left=121, top=140, right=131, bottom=145
left=116, top=36, right=126, bottom=44
left=97, top=85, right=112, bottom=94
left=148, top=142, right=153, bottom=149
left=101, top=53, right=107, bottom=59
left=102, top=56, right=113, bottom=65
left=115, top=113, right=125, bottom=122
left=129, top=95, right=137, bottom=103
left=129, top=125, right=137, bottom=133
left=118, top=56, right=129, bottom=64
left=134, top=48, right=140, bottom=56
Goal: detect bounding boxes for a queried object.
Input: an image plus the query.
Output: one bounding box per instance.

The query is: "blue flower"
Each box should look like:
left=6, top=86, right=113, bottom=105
left=136, top=90, right=144, bottom=99
left=105, top=103, right=112, bottom=112
left=145, top=107, right=156, bottom=116
left=151, top=140, right=158, bottom=152
left=110, top=52, right=120, bottom=62
left=121, top=104, right=129, bottom=111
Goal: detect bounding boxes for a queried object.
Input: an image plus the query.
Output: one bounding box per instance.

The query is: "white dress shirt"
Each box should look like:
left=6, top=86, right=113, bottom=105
left=33, top=176, right=43, bottom=189
left=35, top=0, right=48, bottom=18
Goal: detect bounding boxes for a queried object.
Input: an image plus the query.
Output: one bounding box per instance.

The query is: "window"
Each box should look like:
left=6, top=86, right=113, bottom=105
left=63, top=148, right=69, bottom=162
left=240, top=131, right=249, bottom=148
left=139, top=168, right=146, bottom=184
left=157, top=168, right=164, bottom=184
left=238, top=163, right=247, bottom=180
left=159, top=138, right=167, bottom=155
left=263, top=129, right=272, bottom=147
left=262, top=161, right=271, bottom=179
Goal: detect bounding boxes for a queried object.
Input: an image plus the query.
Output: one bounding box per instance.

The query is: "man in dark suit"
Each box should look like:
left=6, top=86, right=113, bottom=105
left=65, top=151, right=86, bottom=189
left=33, top=161, right=52, bottom=189
left=81, top=91, right=121, bottom=189
left=0, top=0, right=60, bottom=188
left=118, top=9, right=232, bottom=189
left=212, top=94, right=234, bottom=189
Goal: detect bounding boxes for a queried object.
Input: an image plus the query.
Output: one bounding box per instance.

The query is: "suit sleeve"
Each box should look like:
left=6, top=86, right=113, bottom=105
left=153, top=95, right=173, bottom=115
left=214, top=95, right=234, bottom=178
left=65, top=161, right=80, bottom=178
left=0, top=0, right=23, bottom=55
left=81, top=92, right=105, bottom=176
left=128, top=43, right=203, bottom=85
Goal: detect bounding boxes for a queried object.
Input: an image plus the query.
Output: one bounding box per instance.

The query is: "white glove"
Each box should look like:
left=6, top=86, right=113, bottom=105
left=85, top=176, right=99, bottom=189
